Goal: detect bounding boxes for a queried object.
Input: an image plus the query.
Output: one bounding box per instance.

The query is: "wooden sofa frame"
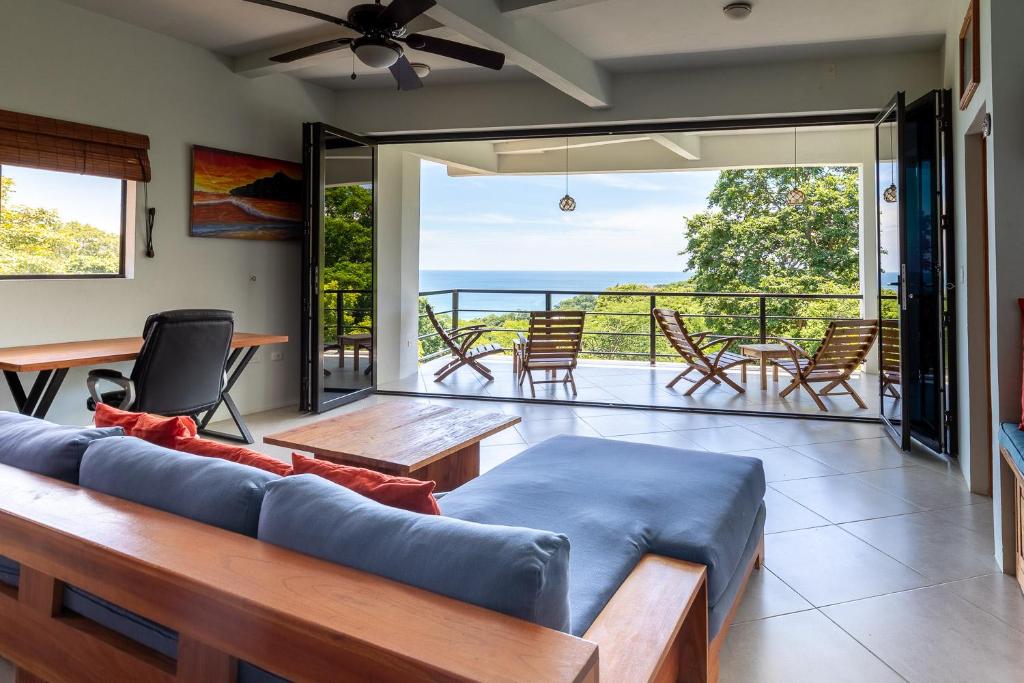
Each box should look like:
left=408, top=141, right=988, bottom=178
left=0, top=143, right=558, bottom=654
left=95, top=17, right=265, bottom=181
left=999, top=446, right=1024, bottom=594
left=0, top=464, right=762, bottom=682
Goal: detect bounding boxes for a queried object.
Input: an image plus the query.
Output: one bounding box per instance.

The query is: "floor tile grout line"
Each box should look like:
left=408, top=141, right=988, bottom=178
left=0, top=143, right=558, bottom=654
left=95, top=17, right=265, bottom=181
left=815, top=607, right=912, bottom=682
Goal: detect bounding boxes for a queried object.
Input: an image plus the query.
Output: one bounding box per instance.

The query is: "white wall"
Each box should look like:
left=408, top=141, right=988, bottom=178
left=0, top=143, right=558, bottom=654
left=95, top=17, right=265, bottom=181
left=942, top=0, right=1024, bottom=569
left=0, top=0, right=335, bottom=426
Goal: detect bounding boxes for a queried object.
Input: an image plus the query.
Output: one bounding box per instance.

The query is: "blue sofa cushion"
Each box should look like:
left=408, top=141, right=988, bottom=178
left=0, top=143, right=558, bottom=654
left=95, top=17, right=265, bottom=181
left=999, top=422, right=1024, bottom=475
left=79, top=436, right=279, bottom=537
left=0, top=554, right=17, bottom=588
left=0, top=411, right=122, bottom=484
left=440, top=435, right=766, bottom=637
left=258, top=474, right=572, bottom=632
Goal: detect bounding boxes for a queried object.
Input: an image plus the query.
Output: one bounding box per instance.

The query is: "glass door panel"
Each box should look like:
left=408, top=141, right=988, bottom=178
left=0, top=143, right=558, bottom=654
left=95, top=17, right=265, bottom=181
left=301, top=124, right=376, bottom=413
left=876, top=93, right=907, bottom=448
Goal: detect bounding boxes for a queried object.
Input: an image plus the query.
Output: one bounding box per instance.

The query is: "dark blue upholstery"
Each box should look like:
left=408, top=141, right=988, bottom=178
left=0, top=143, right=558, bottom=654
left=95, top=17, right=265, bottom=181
left=258, top=475, right=572, bottom=632
left=80, top=436, right=277, bottom=537
left=0, top=554, right=17, bottom=588
left=710, top=502, right=765, bottom=637
left=1000, top=422, right=1024, bottom=475
left=0, top=411, right=122, bottom=484
left=440, top=435, right=766, bottom=638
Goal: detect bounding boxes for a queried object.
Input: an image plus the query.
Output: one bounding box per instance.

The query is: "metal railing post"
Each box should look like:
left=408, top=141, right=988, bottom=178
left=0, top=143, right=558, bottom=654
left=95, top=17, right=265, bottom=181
left=649, top=294, right=657, bottom=366
left=337, top=291, right=344, bottom=340
left=452, top=290, right=459, bottom=332
left=759, top=296, right=767, bottom=343
left=545, top=292, right=553, bottom=311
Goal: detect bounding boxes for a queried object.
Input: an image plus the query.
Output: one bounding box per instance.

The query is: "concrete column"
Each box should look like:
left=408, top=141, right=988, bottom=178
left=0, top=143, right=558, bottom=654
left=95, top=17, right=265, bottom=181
left=859, top=160, right=880, bottom=374
left=375, top=147, right=422, bottom=386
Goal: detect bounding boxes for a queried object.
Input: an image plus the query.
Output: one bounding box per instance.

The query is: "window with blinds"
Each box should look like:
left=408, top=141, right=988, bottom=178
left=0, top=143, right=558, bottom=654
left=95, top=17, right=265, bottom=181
left=0, top=110, right=150, bottom=279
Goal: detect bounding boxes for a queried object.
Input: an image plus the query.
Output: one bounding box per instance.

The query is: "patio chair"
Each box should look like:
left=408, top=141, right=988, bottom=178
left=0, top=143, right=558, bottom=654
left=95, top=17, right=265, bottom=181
left=879, top=319, right=901, bottom=399
left=517, top=311, right=586, bottom=397
left=424, top=304, right=504, bottom=382
left=770, top=319, right=879, bottom=411
left=652, top=308, right=755, bottom=395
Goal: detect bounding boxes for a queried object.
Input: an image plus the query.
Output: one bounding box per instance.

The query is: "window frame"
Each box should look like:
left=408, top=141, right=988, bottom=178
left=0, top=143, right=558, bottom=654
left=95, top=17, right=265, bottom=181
left=0, top=166, right=133, bottom=281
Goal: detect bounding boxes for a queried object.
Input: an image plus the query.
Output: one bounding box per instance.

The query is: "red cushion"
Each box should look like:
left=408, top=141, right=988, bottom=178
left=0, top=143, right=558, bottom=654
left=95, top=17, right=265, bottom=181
left=1019, top=298, right=1024, bottom=430
left=173, top=436, right=292, bottom=477
left=94, top=403, right=197, bottom=448
left=291, top=454, right=440, bottom=515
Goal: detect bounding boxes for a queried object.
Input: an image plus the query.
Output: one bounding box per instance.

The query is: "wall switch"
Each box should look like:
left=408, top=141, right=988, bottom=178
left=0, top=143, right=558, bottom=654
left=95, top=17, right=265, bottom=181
left=270, top=351, right=284, bottom=361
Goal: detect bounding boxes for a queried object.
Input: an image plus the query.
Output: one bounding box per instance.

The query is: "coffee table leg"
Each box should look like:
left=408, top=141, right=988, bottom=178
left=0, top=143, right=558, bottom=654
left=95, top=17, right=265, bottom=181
left=415, top=442, right=481, bottom=491
left=760, top=353, right=768, bottom=391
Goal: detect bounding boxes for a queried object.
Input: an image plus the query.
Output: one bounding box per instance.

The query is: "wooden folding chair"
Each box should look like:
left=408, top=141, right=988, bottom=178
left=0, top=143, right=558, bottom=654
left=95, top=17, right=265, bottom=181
left=424, top=304, right=504, bottom=382
left=879, top=319, right=902, bottom=399
left=652, top=308, right=755, bottom=395
left=770, top=319, right=879, bottom=411
left=517, top=311, right=585, bottom=397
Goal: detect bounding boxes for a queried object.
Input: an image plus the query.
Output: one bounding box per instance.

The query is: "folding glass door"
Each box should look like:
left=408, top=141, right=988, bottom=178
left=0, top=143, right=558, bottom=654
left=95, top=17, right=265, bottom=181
left=874, top=91, right=957, bottom=455
left=301, top=123, right=377, bottom=413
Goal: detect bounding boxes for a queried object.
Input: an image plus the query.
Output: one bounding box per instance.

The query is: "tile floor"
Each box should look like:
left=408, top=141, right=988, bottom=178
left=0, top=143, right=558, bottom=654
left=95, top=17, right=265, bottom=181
left=3, top=394, right=1020, bottom=682
left=378, top=356, right=882, bottom=419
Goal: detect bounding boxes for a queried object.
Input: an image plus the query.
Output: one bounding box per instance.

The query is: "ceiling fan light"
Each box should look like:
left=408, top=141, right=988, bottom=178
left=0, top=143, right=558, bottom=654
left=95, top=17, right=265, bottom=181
left=353, top=38, right=401, bottom=68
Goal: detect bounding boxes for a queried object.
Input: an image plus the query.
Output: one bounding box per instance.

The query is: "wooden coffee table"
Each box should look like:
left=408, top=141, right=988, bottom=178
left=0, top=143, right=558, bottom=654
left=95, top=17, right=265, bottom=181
left=738, top=343, right=791, bottom=391
left=264, top=402, right=521, bottom=490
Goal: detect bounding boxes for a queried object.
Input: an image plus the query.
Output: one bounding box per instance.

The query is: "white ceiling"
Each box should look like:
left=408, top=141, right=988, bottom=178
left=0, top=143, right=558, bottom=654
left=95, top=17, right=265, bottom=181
left=59, top=0, right=952, bottom=96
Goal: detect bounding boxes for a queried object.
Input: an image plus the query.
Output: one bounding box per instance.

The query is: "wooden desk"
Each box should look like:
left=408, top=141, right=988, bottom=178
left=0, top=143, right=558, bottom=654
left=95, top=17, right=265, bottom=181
left=0, top=332, right=287, bottom=444
left=738, top=342, right=790, bottom=391
left=265, top=402, right=520, bottom=490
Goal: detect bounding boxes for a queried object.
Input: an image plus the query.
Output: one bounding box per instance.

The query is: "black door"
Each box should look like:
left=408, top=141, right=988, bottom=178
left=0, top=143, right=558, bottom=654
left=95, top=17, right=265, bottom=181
left=875, top=91, right=957, bottom=455
left=301, top=123, right=377, bottom=413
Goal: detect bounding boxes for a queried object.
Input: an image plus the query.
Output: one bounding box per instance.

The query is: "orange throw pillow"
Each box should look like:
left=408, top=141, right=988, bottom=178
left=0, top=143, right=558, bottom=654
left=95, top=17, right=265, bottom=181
left=173, top=436, right=292, bottom=477
left=291, top=454, right=440, bottom=515
left=94, top=403, right=196, bottom=448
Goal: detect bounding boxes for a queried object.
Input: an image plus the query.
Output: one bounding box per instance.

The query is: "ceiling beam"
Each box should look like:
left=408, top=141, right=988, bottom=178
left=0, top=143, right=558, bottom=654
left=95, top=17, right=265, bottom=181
left=498, top=0, right=610, bottom=16
left=427, top=0, right=612, bottom=108
left=494, top=136, right=649, bottom=155
left=649, top=133, right=702, bottom=160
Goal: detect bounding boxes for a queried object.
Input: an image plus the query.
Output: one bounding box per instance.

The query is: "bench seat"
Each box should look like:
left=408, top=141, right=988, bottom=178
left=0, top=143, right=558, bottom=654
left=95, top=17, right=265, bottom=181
left=1000, top=422, right=1024, bottom=475
left=440, top=434, right=766, bottom=639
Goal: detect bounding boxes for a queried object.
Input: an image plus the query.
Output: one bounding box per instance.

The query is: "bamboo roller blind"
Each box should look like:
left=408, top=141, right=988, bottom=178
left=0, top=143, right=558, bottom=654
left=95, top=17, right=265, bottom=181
left=0, top=109, right=151, bottom=182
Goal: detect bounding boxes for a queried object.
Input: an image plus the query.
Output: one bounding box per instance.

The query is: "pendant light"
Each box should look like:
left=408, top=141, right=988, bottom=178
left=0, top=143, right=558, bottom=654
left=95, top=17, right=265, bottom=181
left=786, top=127, right=805, bottom=206
left=883, top=123, right=898, bottom=203
left=559, top=137, right=576, bottom=212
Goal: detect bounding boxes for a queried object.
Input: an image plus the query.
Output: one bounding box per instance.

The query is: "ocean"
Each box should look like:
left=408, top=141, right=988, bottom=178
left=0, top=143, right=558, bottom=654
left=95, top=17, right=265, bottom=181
left=419, top=270, right=690, bottom=314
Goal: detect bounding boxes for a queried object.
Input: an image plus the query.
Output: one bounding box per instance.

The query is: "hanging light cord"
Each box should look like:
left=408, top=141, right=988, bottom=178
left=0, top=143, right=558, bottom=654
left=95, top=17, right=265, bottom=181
left=565, top=137, right=569, bottom=194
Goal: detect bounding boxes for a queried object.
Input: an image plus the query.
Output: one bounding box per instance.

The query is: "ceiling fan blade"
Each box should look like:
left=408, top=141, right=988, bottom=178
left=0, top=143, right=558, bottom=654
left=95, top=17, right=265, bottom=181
left=241, top=0, right=354, bottom=29
left=270, top=37, right=352, bottom=63
left=379, top=0, right=437, bottom=29
left=404, top=34, right=505, bottom=70
left=388, top=55, right=424, bottom=91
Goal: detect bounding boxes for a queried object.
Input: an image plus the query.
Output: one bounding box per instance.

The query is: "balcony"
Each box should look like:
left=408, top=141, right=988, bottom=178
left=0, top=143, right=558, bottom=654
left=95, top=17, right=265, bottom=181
left=376, top=287, right=879, bottom=420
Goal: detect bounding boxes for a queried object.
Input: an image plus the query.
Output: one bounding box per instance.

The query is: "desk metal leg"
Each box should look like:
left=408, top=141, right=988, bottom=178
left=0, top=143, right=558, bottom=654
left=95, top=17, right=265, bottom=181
left=4, top=368, right=68, bottom=419
left=197, top=347, right=259, bottom=444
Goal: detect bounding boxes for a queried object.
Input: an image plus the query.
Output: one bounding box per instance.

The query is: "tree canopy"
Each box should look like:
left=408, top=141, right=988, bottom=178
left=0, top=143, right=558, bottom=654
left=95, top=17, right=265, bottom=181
left=0, top=177, right=120, bottom=276
left=322, top=184, right=373, bottom=340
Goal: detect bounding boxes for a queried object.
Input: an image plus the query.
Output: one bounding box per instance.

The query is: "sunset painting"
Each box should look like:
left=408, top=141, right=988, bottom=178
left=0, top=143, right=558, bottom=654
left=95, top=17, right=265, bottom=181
left=190, top=146, right=303, bottom=240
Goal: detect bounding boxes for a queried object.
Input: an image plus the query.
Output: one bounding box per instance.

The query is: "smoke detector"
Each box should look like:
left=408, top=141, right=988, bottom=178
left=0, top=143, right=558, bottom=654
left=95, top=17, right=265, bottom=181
left=723, top=2, right=753, bottom=20
left=410, top=62, right=431, bottom=79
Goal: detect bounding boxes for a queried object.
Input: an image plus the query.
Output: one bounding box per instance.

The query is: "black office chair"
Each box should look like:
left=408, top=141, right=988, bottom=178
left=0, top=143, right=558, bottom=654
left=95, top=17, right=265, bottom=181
left=86, top=309, right=234, bottom=417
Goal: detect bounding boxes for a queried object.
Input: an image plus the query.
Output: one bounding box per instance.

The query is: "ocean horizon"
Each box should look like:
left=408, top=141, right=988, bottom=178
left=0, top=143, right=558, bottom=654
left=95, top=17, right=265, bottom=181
left=420, top=269, right=691, bottom=313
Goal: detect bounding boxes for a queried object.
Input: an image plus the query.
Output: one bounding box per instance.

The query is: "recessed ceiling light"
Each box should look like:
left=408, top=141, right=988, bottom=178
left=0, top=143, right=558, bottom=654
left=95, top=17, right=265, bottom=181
left=410, top=62, right=431, bottom=78
left=723, top=2, right=753, bottom=20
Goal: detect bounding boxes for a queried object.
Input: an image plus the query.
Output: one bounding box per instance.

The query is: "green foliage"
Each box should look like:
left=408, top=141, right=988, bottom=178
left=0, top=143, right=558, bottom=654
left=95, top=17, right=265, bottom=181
left=418, top=167, right=863, bottom=363
left=0, top=177, right=120, bottom=275
left=322, top=184, right=373, bottom=341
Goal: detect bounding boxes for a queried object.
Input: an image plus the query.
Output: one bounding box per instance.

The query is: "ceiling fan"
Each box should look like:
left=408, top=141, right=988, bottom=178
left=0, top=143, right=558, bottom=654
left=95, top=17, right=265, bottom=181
left=242, top=0, right=506, bottom=90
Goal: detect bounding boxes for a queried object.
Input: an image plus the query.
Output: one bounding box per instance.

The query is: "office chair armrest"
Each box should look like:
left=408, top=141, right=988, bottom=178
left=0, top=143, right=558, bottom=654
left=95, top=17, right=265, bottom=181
left=87, top=369, right=135, bottom=410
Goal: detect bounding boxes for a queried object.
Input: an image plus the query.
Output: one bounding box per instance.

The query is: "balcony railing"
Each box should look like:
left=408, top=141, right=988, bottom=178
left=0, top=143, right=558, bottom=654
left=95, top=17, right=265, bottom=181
left=417, top=288, right=863, bottom=364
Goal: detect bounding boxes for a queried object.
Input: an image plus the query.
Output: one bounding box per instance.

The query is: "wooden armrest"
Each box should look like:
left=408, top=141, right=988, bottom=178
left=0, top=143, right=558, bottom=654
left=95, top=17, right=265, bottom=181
left=697, top=335, right=744, bottom=350
left=0, top=464, right=597, bottom=683
left=584, top=555, right=707, bottom=683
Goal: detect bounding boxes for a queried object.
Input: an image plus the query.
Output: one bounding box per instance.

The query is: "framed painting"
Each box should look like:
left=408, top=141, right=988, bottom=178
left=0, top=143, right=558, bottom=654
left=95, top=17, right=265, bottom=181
left=190, top=146, right=302, bottom=240
left=959, top=0, right=980, bottom=110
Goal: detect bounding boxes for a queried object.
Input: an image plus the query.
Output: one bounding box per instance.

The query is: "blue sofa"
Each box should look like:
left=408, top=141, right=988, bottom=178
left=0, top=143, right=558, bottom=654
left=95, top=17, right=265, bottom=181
left=0, top=411, right=765, bottom=680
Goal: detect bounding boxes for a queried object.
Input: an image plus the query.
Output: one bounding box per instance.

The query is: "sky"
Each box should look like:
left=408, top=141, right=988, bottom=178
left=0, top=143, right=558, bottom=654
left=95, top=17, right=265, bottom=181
left=419, top=160, right=718, bottom=272
left=1, top=165, right=123, bottom=234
